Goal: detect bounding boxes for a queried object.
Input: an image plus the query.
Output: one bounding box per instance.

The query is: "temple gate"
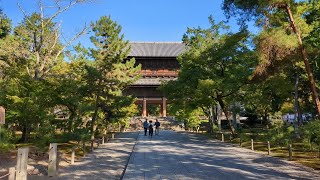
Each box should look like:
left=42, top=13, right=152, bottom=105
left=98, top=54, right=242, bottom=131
left=124, top=42, right=185, bottom=117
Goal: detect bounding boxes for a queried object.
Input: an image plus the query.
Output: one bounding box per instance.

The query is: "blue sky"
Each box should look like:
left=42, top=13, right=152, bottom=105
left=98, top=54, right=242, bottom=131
left=1, top=0, right=247, bottom=47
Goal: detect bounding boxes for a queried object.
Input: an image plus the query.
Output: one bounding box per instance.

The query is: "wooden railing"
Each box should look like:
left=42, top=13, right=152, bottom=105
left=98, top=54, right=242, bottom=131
left=139, top=69, right=178, bottom=77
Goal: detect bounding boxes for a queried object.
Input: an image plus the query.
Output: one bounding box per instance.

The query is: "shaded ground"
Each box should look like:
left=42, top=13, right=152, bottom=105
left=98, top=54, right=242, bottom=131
left=55, top=132, right=138, bottom=180
left=2, top=130, right=320, bottom=179
left=123, top=130, right=320, bottom=180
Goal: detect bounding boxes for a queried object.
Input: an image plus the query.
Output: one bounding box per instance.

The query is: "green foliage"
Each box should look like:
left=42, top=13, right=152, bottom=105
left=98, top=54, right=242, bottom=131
left=162, top=17, right=255, bottom=133
left=0, top=10, right=11, bottom=38
left=87, top=16, right=141, bottom=138
left=224, top=0, right=320, bottom=116
left=0, top=127, right=16, bottom=143
left=302, top=120, right=320, bottom=146
left=167, top=103, right=204, bottom=129
left=268, top=121, right=295, bottom=147
left=0, top=142, right=15, bottom=153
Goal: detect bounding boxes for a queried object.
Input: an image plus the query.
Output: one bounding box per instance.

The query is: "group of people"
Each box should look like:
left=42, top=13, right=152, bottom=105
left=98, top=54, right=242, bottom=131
left=143, top=119, right=160, bottom=137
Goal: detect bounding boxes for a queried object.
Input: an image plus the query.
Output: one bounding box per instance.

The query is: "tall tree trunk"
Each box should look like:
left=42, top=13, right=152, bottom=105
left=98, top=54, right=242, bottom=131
left=91, top=95, right=99, bottom=140
left=209, top=106, right=215, bottom=133
left=68, top=108, right=76, bottom=132
left=285, top=5, right=320, bottom=116
left=216, top=104, right=222, bottom=131
left=90, top=79, right=102, bottom=140
left=217, top=98, right=235, bottom=134
left=20, top=126, right=30, bottom=143
left=294, top=73, right=301, bottom=138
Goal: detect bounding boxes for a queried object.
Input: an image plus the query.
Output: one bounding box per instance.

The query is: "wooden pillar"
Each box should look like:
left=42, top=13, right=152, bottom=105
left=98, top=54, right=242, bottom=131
left=16, top=147, right=29, bottom=180
left=162, top=97, right=167, bottom=117
left=142, top=98, right=147, bottom=117
left=160, top=104, right=163, bottom=117
left=48, top=143, right=58, bottom=177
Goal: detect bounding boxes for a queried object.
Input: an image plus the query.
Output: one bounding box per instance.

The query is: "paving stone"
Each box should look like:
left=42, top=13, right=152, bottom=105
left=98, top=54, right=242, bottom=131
left=122, top=130, right=320, bottom=180
left=55, top=132, right=138, bottom=180
left=31, top=130, right=320, bottom=180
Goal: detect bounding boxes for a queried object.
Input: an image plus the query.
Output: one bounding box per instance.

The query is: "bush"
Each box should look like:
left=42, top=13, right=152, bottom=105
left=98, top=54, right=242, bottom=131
left=268, top=123, right=294, bottom=147
left=0, top=142, right=15, bottom=153
left=57, top=128, right=90, bottom=143
left=301, top=120, right=320, bottom=149
left=0, top=127, right=16, bottom=143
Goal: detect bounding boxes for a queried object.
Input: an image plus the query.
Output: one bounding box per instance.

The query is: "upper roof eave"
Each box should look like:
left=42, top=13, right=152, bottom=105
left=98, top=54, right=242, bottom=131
left=128, top=42, right=185, bottom=57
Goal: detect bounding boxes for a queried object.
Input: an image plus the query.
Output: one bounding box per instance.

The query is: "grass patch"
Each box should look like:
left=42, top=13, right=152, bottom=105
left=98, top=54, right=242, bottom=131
left=213, top=131, right=320, bottom=170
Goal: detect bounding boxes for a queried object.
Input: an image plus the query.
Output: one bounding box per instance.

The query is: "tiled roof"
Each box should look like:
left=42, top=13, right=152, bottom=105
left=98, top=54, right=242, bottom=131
left=129, top=42, right=185, bottom=57
left=132, top=77, right=177, bottom=86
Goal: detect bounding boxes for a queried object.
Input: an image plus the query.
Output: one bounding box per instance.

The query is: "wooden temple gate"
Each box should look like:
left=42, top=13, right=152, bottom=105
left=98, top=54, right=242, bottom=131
left=123, top=42, right=185, bottom=117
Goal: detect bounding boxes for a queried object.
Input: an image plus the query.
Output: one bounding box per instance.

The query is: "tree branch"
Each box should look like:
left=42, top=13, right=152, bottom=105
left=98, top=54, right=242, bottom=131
left=44, top=0, right=79, bottom=27
left=17, top=3, right=34, bottom=28
left=40, top=24, right=89, bottom=78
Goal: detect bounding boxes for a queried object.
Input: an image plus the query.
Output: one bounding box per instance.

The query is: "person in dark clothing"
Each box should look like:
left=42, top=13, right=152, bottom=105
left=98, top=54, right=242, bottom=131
left=143, top=119, right=149, bottom=136
left=148, top=120, right=154, bottom=137
left=155, top=119, right=160, bottom=135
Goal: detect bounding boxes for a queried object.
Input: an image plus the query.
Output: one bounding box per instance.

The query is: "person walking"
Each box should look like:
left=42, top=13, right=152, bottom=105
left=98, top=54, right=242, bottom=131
left=143, top=119, right=149, bottom=136
left=155, top=119, right=160, bottom=135
left=148, top=120, right=154, bottom=137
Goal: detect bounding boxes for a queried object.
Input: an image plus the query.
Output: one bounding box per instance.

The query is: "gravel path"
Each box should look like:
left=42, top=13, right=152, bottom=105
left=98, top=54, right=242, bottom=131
left=123, top=130, right=320, bottom=180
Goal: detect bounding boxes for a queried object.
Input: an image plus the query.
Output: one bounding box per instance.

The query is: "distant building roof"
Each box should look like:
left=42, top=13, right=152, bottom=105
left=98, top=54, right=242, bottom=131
left=129, top=42, right=185, bottom=57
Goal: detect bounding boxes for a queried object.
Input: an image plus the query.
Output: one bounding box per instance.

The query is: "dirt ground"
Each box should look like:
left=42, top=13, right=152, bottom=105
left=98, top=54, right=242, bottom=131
left=0, top=148, right=71, bottom=178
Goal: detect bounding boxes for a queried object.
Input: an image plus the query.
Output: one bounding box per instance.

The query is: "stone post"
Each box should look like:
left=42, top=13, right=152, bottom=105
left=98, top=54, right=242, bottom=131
left=112, top=133, right=115, bottom=140
left=267, top=141, right=271, bottom=155
left=102, top=136, right=105, bottom=144
left=221, top=133, right=224, bottom=142
left=289, top=144, right=293, bottom=161
left=251, top=139, right=254, bottom=151
left=48, top=143, right=58, bottom=177
left=71, top=148, right=75, bottom=165
left=16, top=147, right=29, bottom=180
left=8, top=167, right=15, bottom=180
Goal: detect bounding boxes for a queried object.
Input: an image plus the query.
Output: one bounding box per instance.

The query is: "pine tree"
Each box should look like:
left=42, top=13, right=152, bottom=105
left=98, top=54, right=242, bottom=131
left=88, top=16, right=141, bottom=139
left=0, top=9, right=11, bottom=38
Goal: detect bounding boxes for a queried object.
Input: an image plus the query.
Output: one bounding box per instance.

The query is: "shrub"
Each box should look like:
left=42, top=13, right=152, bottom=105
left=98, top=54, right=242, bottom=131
left=301, top=120, right=320, bottom=149
left=268, top=123, right=294, bottom=147
left=0, top=142, right=15, bottom=153
left=0, top=127, right=15, bottom=143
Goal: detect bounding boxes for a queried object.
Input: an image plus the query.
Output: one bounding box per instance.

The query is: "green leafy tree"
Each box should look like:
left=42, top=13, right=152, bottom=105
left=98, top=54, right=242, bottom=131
left=162, top=18, right=255, bottom=134
left=0, top=10, right=11, bottom=38
left=223, top=0, right=320, bottom=115
left=244, top=71, right=293, bottom=126
left=88, top=16, right=141, bottom=139
left=0, top=1, right=88, bottom=142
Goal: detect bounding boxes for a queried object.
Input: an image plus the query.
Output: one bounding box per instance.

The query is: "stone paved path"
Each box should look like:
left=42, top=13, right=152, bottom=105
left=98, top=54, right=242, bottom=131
left=56, top=132, right=138, bottom=180
left=123, top=130, right=320, bottom=180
